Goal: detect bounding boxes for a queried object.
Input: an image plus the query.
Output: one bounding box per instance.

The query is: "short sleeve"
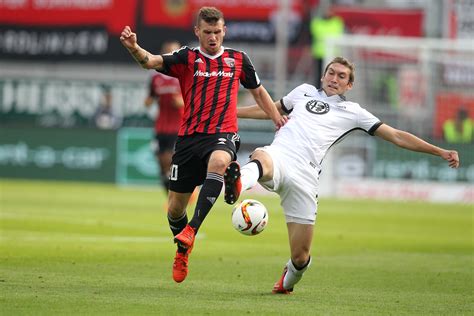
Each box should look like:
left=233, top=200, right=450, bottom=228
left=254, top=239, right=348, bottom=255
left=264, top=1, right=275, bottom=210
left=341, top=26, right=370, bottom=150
left=281, top=83, right=317, bottom=113
left=357, top=106, right=382, bottom=135
left=239, top=52, right=261, bottom=89
left=159, top=46, right=188, bottom=78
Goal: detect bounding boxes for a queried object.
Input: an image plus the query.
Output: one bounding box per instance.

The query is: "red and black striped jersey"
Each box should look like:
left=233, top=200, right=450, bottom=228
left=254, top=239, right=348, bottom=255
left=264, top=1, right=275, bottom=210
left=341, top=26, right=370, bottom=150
left=158, top=46, right=261, bottom=136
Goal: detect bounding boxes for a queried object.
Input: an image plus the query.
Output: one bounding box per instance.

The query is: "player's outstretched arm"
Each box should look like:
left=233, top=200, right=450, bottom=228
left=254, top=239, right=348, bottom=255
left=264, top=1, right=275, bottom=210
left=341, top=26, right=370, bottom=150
left=120, top=26, right=164, bottom=70
left=248, top=86, right=288, bottom=129
left=237, top=100, right=286, bottom=119
left=237, top=104, right=269, bottom=119
left=375, top=123, right=460, bottom=168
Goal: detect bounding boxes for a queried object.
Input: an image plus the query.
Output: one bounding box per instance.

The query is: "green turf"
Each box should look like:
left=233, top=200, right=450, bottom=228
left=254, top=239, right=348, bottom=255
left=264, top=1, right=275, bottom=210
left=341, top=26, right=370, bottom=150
left=1, top=179, right=472, bottom=315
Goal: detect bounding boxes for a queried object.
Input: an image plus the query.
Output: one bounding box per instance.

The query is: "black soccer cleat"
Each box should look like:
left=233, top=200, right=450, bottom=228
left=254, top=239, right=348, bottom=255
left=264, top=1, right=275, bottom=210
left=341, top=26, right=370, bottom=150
left=224, top=161, right=242, bottom=205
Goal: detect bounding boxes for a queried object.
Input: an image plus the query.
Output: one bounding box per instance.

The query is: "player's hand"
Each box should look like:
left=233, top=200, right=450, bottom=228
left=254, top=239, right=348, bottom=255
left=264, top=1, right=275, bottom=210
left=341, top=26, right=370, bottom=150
left=442, top=150, right=460, bottom=168
left=120, top=26, right=138, bottom=51
left=274, top=114, right=289, bottom=130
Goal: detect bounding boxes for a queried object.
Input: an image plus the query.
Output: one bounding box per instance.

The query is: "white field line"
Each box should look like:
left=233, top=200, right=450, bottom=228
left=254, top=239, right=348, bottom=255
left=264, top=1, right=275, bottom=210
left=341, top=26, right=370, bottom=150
left=1, top=230, right=206, bottom=244
left=1, top=211, right=168, bottom=233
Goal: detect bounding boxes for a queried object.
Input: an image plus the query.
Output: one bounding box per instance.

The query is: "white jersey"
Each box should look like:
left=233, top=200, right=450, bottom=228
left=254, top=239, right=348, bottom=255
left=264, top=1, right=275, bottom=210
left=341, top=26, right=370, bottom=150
left=272, top=83, right=381, bottom=172
left=257, top=83, right=381, bottom=224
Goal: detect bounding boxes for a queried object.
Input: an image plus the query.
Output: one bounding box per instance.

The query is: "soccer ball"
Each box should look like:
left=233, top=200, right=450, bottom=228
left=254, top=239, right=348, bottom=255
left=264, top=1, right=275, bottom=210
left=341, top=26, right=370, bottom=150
left=231, top=199, right=268, bottom=236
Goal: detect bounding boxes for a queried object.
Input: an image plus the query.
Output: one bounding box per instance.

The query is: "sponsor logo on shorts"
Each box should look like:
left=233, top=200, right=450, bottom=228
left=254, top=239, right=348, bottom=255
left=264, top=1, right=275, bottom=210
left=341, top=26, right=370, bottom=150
left=229, top=133, right=240, bottom=146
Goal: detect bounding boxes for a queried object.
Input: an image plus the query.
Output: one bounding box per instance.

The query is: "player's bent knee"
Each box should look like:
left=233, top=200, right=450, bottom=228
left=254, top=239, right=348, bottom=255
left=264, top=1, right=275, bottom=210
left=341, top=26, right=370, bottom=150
left=209, top=161, right=228, bottom=174
left=207, top=155, right=232, bottom=174
left=250, top=151, right=273, bottom=180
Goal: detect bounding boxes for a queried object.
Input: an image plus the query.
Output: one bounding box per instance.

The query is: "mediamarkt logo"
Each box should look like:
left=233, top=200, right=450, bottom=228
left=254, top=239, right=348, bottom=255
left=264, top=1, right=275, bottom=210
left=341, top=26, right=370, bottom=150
left=194, top=70, right=234, bottom=77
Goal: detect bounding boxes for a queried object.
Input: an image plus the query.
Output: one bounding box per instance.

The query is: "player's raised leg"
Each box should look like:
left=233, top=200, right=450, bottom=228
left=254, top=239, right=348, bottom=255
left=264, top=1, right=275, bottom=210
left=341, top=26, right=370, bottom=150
left=224, top=149, right=274, bottom=205
left=224, top=153, right=271, bottom=206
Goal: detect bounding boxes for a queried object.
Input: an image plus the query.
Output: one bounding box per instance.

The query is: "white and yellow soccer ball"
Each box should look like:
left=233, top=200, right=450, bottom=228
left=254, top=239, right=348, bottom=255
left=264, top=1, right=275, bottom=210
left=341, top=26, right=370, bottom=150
left=231, top=199, right=268, bottom=236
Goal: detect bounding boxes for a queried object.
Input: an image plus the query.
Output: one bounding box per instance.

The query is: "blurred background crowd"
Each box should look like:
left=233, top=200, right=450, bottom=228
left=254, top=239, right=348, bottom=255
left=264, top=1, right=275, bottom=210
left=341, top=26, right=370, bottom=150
left=0, top=0, right=472, bottom=202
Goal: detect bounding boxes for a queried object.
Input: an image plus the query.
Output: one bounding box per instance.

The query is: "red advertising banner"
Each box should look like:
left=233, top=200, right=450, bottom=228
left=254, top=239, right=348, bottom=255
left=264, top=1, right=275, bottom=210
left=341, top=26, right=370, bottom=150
left=143, top=0, right=192, bottom=29
left=143, top=0, right=312, bottom=29
left=0, top=1, right=421, bottom=36
left=331, top=6, right=424, bottom=37
left=0, top=0, right=137, bottom=34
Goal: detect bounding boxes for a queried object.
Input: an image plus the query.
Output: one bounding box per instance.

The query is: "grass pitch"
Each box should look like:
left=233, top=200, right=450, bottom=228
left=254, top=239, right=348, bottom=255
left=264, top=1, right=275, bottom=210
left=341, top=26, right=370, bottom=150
left=1, top=179, right=472, bottom=315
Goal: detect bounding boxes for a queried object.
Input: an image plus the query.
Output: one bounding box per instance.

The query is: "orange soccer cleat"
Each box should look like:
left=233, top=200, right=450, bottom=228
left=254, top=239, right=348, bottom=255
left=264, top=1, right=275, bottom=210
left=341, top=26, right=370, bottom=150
left=272, top=266, right=293, bottom=294
left=172, top=251, right=189, bottom=283
left=174, top=224, right=196, bottom=250
left=172, top=225, right=197, bottom=283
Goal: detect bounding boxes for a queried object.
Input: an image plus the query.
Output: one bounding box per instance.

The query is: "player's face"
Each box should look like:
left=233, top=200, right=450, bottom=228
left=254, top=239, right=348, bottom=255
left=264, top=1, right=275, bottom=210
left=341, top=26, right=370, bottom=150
left=321, top=63, right=353, bottom=96
left=194, top=19, right=226, bottom=56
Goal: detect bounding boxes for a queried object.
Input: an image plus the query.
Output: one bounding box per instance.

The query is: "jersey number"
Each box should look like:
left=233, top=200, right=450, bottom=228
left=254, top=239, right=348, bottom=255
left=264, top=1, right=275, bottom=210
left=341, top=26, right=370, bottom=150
left=170, top=164, right=178, bottom=181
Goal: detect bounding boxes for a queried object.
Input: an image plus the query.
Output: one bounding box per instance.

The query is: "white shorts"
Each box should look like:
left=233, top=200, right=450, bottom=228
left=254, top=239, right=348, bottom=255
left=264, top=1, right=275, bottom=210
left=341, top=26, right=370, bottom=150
left=255, top=146, right=320, bottom=225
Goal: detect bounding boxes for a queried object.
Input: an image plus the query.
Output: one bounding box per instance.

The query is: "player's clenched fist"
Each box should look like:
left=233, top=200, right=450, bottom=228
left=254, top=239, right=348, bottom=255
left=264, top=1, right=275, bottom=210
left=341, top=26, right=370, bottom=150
left=443, top=150, right=460, bottom=169
left=120, top=26, right=138, bottom=51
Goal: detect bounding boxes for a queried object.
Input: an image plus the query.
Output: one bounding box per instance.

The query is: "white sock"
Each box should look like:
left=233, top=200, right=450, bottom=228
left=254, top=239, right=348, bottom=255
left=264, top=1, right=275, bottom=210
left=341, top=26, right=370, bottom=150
left=240, top=162, right=260, bottom=192
left=283, top=257, right=312, bottom=290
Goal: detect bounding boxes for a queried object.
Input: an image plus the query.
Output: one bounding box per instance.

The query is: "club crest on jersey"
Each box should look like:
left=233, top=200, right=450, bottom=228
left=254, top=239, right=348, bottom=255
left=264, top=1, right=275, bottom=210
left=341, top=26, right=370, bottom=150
left=306, top=100, right=329, bottom=114
left=224, top=58, right=235, bottom=67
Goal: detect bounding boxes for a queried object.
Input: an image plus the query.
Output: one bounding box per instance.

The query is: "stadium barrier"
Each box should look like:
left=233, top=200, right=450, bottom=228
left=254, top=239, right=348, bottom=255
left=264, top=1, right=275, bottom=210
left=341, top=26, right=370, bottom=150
left=0, top=126, right=472, bottom=203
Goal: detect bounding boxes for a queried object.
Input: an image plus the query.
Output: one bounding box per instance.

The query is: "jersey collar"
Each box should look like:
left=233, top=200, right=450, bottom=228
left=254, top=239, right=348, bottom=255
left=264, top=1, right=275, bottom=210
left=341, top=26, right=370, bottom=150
left=198, top=46, right=225, bottom=59
left=318, top=88, right=346, bottom=102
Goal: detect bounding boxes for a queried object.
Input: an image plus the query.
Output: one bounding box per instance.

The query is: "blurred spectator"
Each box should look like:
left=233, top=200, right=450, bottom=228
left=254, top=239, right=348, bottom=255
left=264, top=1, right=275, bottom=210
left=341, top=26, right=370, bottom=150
left=93, top=90, right=122, bottom=130
left=144, top=41, right=184, bottom=193
left=310, top=0, right=345, bottom=85
left=443, top=108, right=473, bottom=143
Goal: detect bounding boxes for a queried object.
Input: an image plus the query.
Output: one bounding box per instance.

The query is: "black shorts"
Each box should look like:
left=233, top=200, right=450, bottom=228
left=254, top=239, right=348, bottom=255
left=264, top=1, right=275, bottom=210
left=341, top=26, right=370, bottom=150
left=169, top=132, right=240, bottom=193
left=153, top=133, right=178, bottom=154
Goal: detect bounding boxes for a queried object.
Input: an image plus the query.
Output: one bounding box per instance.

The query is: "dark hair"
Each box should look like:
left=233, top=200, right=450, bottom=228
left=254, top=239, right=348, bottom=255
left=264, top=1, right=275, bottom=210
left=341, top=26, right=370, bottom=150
left=196, top=6, right=224, bottom=26
left=323, top=56, right=355, bottom=84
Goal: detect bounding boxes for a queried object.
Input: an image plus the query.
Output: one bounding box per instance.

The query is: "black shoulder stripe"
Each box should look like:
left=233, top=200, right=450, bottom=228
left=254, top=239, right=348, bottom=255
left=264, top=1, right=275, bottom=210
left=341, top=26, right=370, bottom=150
left=280, top=99, right=292, bottom=114
left=368, top=121, right=383, bottom=135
